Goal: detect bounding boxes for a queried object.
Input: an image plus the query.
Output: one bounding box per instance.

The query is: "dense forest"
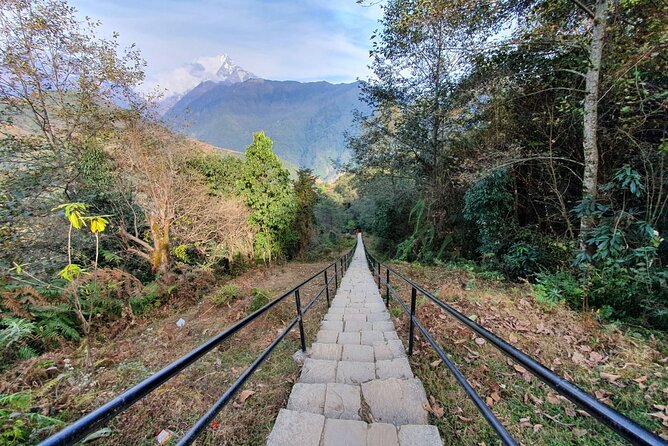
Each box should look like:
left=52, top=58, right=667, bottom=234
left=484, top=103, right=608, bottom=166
left=0, top=0, right=666, bottom=444
left=346, top=0, right=667, bottom=329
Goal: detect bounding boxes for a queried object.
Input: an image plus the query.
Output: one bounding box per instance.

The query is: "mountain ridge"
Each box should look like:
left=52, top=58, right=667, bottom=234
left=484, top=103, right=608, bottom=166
left=165, top=77, right=367, bottom=179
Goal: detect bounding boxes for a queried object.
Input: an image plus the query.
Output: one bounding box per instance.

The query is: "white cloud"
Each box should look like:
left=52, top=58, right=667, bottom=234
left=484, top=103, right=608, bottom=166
left=69, top=0, right=383, bottom=84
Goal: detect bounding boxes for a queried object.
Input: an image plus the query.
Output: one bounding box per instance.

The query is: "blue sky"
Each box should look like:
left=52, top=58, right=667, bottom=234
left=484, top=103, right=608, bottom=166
left=69, top=0, right=383, bottom=86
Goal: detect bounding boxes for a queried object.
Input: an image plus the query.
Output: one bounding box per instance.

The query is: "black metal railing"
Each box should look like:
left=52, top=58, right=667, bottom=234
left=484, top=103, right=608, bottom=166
left=363, top=239, right=665, bottom=446
left=39, top=241, right=357, bottom=446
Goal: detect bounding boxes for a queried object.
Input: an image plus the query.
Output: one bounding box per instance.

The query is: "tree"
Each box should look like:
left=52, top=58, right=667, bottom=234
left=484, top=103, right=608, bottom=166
left=237, top=132, right=296, bottom=262
left=293, top=168, right=318, bottom=256
left=0, top=0, right=144, bottom=271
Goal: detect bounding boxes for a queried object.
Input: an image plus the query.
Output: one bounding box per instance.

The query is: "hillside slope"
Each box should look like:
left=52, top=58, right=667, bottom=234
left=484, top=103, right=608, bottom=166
left=165, top=79, right=368, bottom=179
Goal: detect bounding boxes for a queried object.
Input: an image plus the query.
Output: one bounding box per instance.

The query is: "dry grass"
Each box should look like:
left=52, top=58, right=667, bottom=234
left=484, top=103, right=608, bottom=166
left=384, top=261, right=668, bottom=445
left=1, top=260, right=336, bottom=445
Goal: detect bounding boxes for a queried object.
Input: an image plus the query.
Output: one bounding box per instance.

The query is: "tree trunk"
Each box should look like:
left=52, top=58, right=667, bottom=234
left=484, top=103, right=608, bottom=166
left=579, top=0, right=609, bottom=251
left=150, top=218, right=171, bottom=274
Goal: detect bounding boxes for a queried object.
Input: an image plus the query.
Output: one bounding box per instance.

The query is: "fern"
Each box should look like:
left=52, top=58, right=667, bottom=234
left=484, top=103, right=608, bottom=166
left=0, top=318, right=35, bottom=350
left=17, top=346, right=38, bottom=360
left=32, top=305, right=80, bottom=341
left=0, top=392, right=31, bottom=411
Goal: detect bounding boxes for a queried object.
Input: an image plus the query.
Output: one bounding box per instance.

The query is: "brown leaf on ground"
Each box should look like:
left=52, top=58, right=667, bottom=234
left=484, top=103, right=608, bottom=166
left=600, top=372, right=621, bottom=383
left=238, top=389, right=255, bottom=403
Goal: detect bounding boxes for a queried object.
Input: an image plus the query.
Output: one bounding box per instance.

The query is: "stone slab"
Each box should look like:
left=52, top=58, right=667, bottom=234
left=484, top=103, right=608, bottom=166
left=372, top=321, right=395, bottom=331
left=367, top=423, right=399, bottom=446
left=309, top=343, right=342, bottom=361
left=376, top=358, right=414, bottom=380
left=361, top=378, right=428, bottom=425
left=321, top=320, right=344, bottom=331
left=342, top=344, right=374, bottom=362
left=286, top=383, right=325, bottom=414
left=398, top=424, right=442, bottom=446
left=361, top=331, right=384, bottom=345
left=324, top=383, right=361, bottom=420
left=343, top=313, right=367, bottom=322
left=367, top=312, right=390, bottom=322
left=336, top=360, right=376, bottom=384
left=337, top=332, right=361, bottom=344
left=316, top=330, right=339, bottom=344
left=322, top=418, right=367, bottom=446
left=344, top=321, right=374, bottom=332
left=300, top=358, right=337, bottom=384
left=266, top=409, right=324, bottom=446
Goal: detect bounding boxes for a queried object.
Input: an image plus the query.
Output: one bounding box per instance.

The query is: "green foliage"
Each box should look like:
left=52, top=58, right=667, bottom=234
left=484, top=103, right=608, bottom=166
left=238, top=132, right=298, bottom=262
left=210, top=284, right=240, bottom=306
left=130, top=283, right=162, bottom=315
left=534, top=272, right=585, bottom=308
left=573, top=166, right=667, bottom=328
left=189, top=154, right=245, bottom=197
left=502, top=242, right=545, bottom=280
left=0, top=318, right=35, bottom=354
left=463, top=170, right=516, bottom=257
left=32, top=305, right=81, bottom=343
left=248, top=287, right=271, bottom=313
left=0, top=391, right=62, bottom=445
left=293, top=169, right=318, bottom=256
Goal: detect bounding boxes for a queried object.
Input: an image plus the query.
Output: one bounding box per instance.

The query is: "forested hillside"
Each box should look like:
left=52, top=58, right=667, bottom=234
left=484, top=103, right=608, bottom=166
left=346, top=0, right=667, bottom=330
left=165, top=79, right=368, bottom=179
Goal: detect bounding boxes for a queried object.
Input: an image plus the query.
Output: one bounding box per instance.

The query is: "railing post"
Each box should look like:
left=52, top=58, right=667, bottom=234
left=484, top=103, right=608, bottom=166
left=385, top=268, right=390, bottom=307
left=324, top=270, right=330, bottom=307
left=294, top=289, right=306, bottom=352
left=377, top=262, right=381, bottom=289
left=408, top=286, right=417, bottom=356
left=334, top=262, right=339, bottom=289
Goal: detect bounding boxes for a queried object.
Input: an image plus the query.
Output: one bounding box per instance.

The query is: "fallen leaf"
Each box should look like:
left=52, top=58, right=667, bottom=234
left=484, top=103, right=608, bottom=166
left=546, top=393, right=561, bottom=405
left=456, top=415, right=473, bottom=422
left=508, top=333, right=519, bottom=343
left=533, top=424, right=543, bottom=433
left=430, top=359, right=442, bottom=367
left=600, top=372, right=621, bottom=383
left=573, top=428, right=588, bottom=438
left=572, top=351, right=587, bottom=365
left=238, top=389, right=255, bottom=403
left=589, top=351, right=605, bottom=364
left=475, top=337, right=486, bottom=346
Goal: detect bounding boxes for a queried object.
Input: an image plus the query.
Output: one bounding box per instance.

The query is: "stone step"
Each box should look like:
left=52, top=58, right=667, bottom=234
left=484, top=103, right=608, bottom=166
left=361, top=378, right=429, bottom=425
left=266, top=409, right=442, bottom=446
left=286, top=382, right=362, bottom=420
left=308, top=341, right=405, bottom=361
left=299, top=358, right=414, bottom=384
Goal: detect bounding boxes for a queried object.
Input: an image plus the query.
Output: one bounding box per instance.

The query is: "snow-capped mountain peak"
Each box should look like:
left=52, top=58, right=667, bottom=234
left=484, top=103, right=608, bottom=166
left=144, top=54, right=257, bottom=99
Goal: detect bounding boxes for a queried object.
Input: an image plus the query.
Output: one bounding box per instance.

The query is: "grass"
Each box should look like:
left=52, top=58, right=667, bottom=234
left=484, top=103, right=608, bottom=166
left=384, top=261, right=668, bottom=445
left=0, top=257, right=337, bottom=445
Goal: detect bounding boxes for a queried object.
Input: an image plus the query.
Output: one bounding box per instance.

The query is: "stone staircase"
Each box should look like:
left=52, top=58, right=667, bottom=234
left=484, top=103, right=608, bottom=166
left=266, top=236, right=443, bottom=446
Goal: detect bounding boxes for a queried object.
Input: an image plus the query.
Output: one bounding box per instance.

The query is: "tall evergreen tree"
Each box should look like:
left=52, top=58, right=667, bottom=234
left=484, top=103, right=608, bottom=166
left=238, top=132, right=296, bottom=262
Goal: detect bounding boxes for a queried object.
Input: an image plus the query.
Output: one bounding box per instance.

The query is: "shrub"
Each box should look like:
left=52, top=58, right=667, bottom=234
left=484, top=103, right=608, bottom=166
left=502, top=242, right=545, bottom=280
left=534, top=272, right=585, bottom=308
left=248, top=287, right=271, bottom=313
left=210, top=284, right=240, bottom=306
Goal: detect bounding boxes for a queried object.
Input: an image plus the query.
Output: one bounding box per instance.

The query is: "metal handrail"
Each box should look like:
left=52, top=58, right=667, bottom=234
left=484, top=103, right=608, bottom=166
left=363, top=239, right=665, bottom=446
left=39, top=240, right=357, bottom=446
